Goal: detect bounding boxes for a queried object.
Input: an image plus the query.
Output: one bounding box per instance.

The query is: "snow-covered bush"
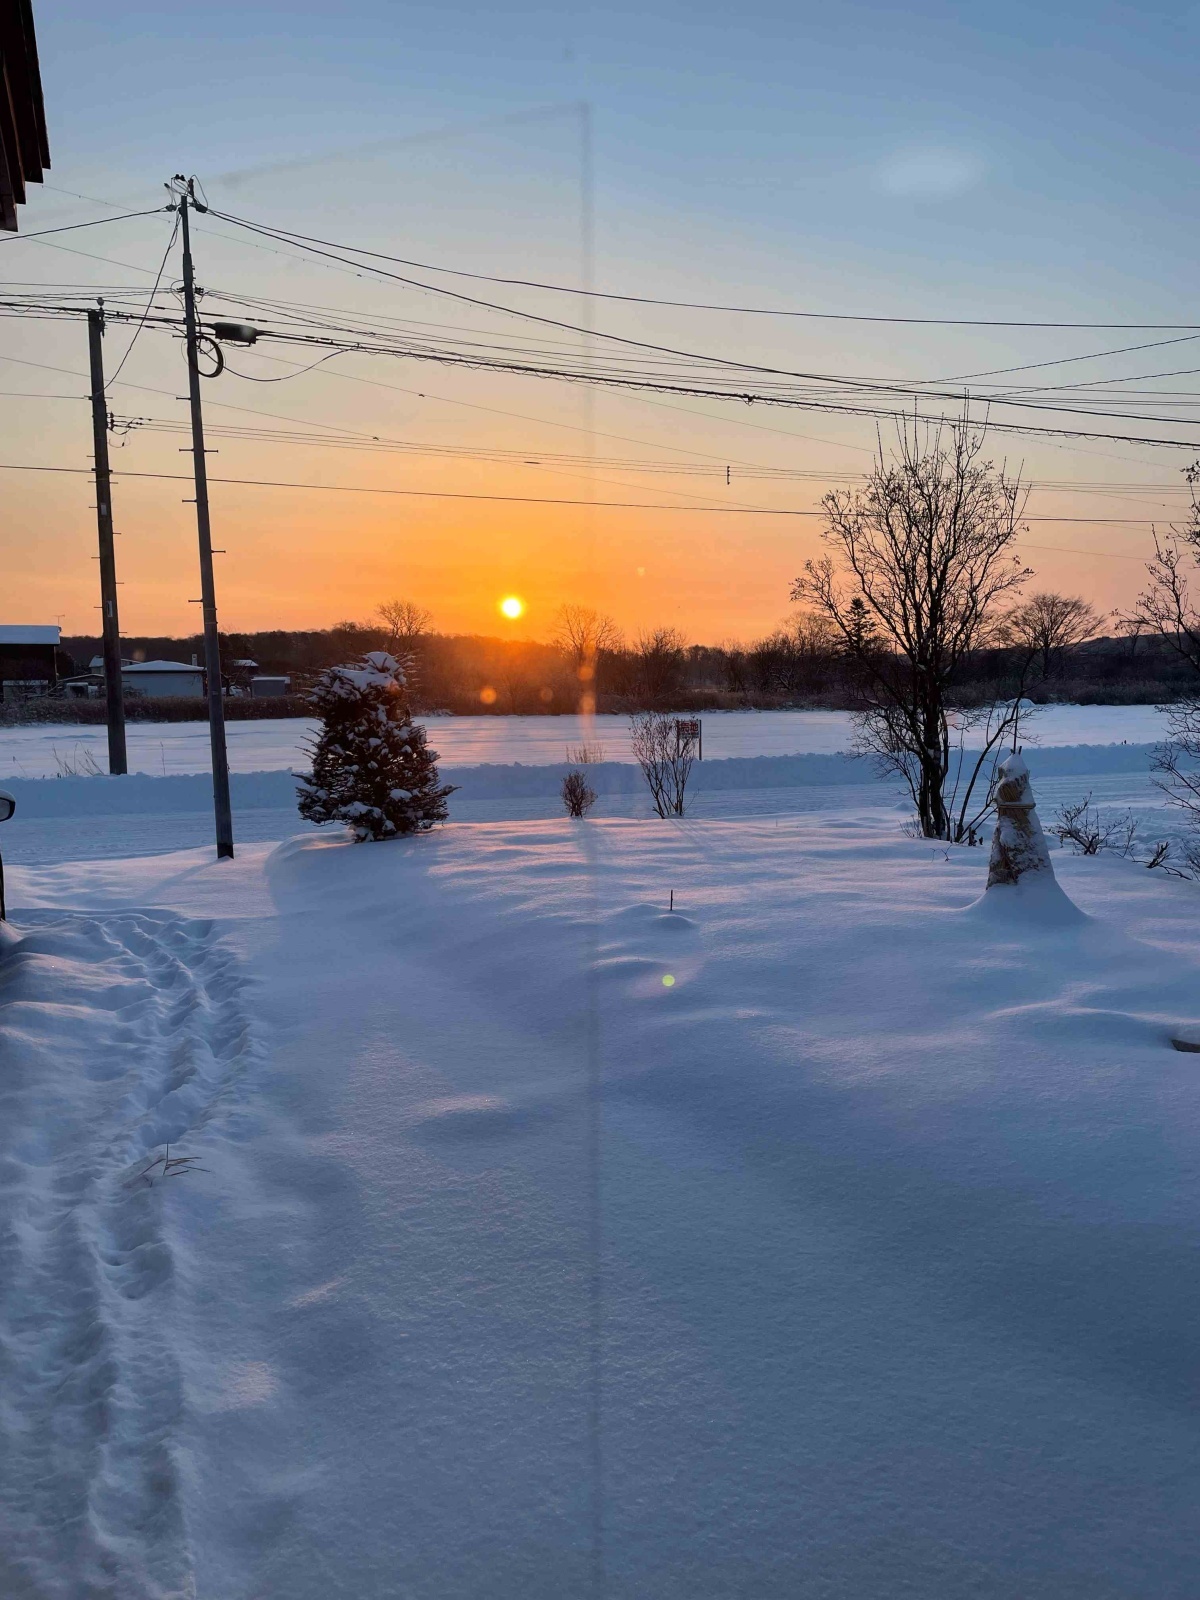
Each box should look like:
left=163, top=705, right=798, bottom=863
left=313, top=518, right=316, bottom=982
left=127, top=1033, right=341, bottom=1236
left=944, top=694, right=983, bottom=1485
left=561, top=768, right=597, bottom=817
left=297, top=652, right=454, bottom=841
left=1050, top=794, right=1138, bottom=858
left=630, top=711, right=696, bottom=818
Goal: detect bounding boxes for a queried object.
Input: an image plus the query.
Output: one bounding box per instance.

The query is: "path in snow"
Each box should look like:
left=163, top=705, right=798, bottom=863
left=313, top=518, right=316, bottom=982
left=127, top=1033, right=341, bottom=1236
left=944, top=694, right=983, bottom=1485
left=0, top=909, right=256, bottom=1599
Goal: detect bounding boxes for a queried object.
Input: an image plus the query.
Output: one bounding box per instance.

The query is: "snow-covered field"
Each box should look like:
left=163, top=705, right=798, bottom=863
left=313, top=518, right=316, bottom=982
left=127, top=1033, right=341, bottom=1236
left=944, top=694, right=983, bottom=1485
left=0, top=703, right=1185, bottom=868
left=0, top=703, right=1173, bottom=778
left=4, top=814, right=1200, bottom=1596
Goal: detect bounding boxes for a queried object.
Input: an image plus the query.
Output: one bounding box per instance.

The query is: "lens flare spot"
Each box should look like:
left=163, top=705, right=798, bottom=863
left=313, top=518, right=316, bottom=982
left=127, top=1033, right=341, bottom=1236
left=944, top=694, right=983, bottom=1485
left=500, top=595, right=524, bottom=619
left=479, top=685, right=498, bottom=705
left=661, top=974, right=676, bottom=988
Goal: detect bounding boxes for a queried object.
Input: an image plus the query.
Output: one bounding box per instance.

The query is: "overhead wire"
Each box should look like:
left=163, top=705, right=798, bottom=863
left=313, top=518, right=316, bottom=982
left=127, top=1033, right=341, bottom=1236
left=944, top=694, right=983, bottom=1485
left=0, top=459, right=1171, bottom=533
left=3, top=284, right=1200, bottom=449
left=0, top=208, right=169, bottom=244
left=105, top=212, right=181, bottom=389
left=204, top=209, right=1188, bottom=416
left=200, top=207, right=1200, bottom=332
left=147, top=212, right=1200, bottom=442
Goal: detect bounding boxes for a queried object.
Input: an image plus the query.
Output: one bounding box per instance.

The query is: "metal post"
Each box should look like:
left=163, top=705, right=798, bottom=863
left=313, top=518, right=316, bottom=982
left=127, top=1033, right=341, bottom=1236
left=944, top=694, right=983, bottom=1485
left=86, top=305, right=128, bottom=775
left=177, top=179, right=234, bottom=859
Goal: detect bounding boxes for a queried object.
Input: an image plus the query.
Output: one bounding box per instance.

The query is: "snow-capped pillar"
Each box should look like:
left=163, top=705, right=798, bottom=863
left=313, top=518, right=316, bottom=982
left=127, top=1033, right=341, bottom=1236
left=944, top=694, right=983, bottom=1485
left=987, top=753, right=1055, bottom=889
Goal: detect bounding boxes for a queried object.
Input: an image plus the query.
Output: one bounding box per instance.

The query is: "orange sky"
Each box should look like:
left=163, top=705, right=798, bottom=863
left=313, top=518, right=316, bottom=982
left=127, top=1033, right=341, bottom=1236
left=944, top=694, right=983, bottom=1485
left=7, top=325, right=1184, bottom=646
left=6, top=1, right=1200, bottom=645
left=3, top=176, right=1193, bottom=645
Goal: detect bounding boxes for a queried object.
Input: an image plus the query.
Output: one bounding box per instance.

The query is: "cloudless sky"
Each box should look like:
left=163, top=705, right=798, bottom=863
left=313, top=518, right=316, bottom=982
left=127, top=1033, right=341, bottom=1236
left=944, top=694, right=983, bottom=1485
left=4, top=0, right=1200, bottom=642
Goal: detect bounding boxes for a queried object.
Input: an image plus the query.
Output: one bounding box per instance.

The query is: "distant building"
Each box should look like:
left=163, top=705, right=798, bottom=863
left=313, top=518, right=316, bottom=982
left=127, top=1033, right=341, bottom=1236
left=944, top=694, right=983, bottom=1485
left=0, top=623, right=64, bottom=699
left=121, top=660, right=206, bottom=699
left=0, top=0, right=50, bottom=232
left=250, top=675, right=291, bottom=698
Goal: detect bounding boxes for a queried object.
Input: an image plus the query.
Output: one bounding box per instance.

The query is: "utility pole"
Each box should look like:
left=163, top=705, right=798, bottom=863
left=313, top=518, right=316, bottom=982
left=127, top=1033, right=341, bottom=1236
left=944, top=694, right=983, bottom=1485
left=176, top=176, right=234, bottom=859
left=86, top=303, right=127, bottom=775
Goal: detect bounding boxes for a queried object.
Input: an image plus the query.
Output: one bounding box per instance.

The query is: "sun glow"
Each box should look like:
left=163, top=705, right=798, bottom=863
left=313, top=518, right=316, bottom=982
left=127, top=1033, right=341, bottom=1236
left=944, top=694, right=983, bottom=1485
left=499, top=596, right=525, bottom=620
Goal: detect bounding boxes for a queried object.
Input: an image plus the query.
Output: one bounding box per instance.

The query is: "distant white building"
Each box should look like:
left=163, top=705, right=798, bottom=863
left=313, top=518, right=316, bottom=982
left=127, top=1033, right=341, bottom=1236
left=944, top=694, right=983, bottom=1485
left=121, top=661, right=206, bottom=699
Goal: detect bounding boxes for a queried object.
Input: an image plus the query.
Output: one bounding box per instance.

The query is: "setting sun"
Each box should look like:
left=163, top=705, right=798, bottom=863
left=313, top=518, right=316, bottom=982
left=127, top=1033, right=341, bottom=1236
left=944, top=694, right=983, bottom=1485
left=499, top=596, right=525, bottom=620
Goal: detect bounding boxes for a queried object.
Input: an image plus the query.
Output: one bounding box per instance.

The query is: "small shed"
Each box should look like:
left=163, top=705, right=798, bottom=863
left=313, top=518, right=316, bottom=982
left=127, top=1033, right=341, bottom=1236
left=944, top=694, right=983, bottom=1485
left=121, top=660, right=206, bottom=699
left=0, top=624, right=62, bottom=699
left=250, top=675, right=291, bottom=698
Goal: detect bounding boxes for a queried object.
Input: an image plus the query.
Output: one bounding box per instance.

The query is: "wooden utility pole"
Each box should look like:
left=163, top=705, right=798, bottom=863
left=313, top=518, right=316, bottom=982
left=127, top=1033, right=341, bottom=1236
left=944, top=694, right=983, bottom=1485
left=86, top=304, right=127, bottom=775
left=176, top=177, right=234, bottom=859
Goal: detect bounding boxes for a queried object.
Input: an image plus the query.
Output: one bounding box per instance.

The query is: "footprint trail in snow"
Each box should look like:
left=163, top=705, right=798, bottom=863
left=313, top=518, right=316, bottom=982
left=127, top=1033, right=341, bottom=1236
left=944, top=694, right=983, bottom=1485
left=0, top=909, right=255, bottom=1599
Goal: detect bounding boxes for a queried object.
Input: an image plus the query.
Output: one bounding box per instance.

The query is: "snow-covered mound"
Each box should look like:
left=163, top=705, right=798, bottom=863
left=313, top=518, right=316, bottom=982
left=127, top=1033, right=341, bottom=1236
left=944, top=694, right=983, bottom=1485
left=4, top=816, right=1200, bottom=1595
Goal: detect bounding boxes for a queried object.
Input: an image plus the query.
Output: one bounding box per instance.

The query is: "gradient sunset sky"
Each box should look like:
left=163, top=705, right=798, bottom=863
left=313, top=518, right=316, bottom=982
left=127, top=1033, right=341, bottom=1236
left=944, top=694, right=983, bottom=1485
left=4, top=0, right=1200, bottom=643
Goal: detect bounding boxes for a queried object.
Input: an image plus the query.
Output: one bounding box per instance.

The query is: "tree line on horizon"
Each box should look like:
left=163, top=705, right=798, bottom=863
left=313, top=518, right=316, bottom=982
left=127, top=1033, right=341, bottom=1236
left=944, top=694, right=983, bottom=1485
left=58, top=585, right=1194, bottom=721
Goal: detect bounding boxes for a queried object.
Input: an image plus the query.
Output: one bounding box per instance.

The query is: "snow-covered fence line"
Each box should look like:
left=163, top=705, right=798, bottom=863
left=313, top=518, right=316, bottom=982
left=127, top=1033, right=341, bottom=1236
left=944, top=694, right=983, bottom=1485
left=0, top=743, right=1164, bottom=819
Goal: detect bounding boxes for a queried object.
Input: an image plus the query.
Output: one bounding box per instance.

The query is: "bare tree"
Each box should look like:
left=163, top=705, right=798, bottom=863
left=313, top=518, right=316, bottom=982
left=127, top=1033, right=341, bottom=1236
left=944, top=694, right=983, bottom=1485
left=630, top=711, right=696, bottom=817
left=553, top=603, right=622, bottom=665
left=1126, top=543, right=1200, bottom=676
left=999, top=591, right=1103, bottom=678
left=1152, top=702, right=1200, bottom=877
left=1126, top=463, right=1200, bottom=872
left=1050, top=794, right=1138, bottom=857
left=553, top=603, right=622, bottom=709
left=561, top=769, right=598, bottom=818
left=748, top=610, right=840, bottom=698
left=377, top=599, right=433, bottom=653
left=633, top=627, right=688, bottom=707
left=718, top=638, right=751, bottom=694
left=793, top=416, right=1031, bottom=839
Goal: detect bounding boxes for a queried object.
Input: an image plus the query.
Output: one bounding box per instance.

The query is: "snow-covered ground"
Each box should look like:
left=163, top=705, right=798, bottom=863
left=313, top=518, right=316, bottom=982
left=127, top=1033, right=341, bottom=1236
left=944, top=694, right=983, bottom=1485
left=0, top=703, right=1173, bottom=778
left=4, top=811, right=1200, bottom=1597
left=0, top=701, right=1186, bottom=869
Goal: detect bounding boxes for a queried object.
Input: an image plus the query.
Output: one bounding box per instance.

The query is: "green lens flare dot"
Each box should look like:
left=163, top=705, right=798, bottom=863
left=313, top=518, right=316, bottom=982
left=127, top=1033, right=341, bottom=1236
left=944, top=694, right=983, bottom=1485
left=661, top=974, right=676, bottom=987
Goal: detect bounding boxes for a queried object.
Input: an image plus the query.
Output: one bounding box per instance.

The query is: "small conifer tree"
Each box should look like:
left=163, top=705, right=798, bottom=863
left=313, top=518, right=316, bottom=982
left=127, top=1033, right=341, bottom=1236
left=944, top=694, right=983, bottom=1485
left=297, top=651, right=454, bottom=841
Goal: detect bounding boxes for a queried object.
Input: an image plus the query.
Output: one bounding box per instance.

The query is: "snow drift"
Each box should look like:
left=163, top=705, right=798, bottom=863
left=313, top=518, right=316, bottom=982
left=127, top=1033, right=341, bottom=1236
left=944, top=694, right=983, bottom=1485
left=0, top=741, right=1169, bottom=819
left=5, top=816, right=1200, bottom=1595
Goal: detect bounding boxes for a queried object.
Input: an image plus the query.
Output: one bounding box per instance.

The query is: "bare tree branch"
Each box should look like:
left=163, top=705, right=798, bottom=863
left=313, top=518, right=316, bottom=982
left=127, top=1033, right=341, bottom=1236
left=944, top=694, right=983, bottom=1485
left=792, top=415, right=1031, bottom=838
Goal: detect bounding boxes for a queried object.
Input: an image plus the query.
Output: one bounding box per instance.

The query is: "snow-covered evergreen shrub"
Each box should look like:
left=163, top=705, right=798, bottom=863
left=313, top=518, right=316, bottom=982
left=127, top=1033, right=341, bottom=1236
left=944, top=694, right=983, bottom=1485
left=297, top=651, right=454, bottom=841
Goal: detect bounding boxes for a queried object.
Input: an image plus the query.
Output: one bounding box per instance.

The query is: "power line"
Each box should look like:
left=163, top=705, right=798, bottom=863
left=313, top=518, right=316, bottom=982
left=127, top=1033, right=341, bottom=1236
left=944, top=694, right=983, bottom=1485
left=933, top=333, right=1200, bottom=386
left=0, top=458, right=1168, bottom=529
left=4, top=296, right=1199, bottom=449
left=0, top=208, right=169, bottom=244
left=111, top=414, right=1195, bottom=499
left=133, top=306, right=1200, bottom=443
left=201, top=207, right=1200, bottom=332
left=126, top=220, right=1200, bottom=439
left=226, top=328, right=1200, bottom=447
left=204, top=210, right=1200, bottom=428
left=105, top=214, right=181, bottom=389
